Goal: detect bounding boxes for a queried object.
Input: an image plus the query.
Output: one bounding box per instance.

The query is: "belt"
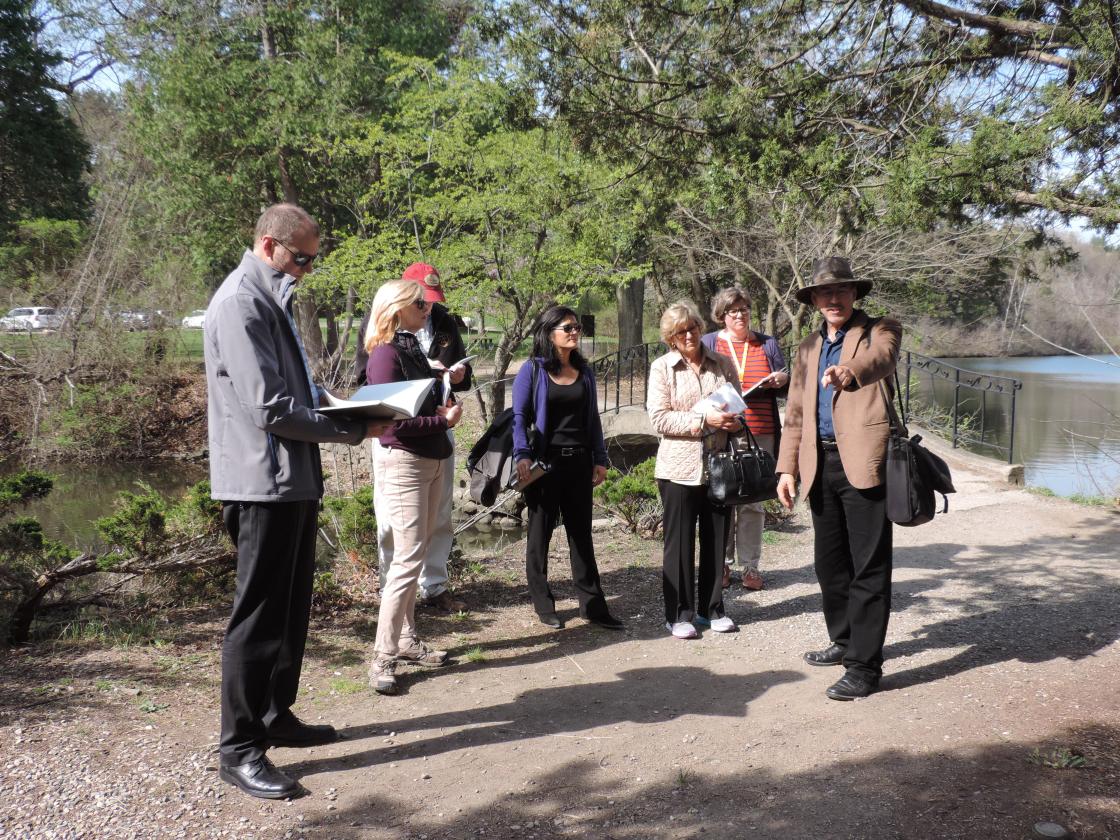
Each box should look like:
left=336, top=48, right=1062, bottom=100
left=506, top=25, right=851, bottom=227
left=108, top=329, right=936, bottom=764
left=820, top=439, right=839, bottom=451
left=548, top=446, right=585, bottom=457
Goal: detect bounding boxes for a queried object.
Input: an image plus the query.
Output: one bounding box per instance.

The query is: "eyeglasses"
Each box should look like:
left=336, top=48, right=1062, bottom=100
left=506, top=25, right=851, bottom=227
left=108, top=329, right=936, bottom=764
left=413, top=298, right=431, bottom=310
left=725, top=308, right=749, bottom=318
left=671, top=324, right=701, bottom=340
left=554, top=323, right=583, bottom=335
left=274, top=240, right=318, bottom=267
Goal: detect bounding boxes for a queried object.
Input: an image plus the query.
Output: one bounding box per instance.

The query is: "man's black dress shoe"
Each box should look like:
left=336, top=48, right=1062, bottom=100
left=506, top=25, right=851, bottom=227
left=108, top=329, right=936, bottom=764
left=803, top=643, right=846, bottom=667
left=584, top=612, right=625, bottom=630
left=266, top=715, right=339, bottom=748
left=219, top=756, right=304, bottom=799
left=825, top=670, right=880, bottom=701
left=538, top=612, right=564, bottom=629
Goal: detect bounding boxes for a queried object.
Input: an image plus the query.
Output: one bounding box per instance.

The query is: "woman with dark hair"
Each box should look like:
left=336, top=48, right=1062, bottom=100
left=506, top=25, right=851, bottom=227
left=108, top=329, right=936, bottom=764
left=511, top=306, right=623, bottom=631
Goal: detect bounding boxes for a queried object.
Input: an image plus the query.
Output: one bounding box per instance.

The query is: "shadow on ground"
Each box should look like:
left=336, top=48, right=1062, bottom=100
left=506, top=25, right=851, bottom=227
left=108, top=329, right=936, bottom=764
left=295, top=721, right=1120, bottom=840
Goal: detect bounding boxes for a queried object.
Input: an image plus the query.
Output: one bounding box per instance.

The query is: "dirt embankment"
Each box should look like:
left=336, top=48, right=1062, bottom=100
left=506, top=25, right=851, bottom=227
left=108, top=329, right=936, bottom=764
left=0, top=367, right=209, bottom=463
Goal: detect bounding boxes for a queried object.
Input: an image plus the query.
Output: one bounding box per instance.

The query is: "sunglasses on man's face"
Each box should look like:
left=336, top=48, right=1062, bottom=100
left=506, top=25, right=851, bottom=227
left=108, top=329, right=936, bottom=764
left=554, top=323, right=583, bottom=335
left=275, top=240, right=318, bottom=267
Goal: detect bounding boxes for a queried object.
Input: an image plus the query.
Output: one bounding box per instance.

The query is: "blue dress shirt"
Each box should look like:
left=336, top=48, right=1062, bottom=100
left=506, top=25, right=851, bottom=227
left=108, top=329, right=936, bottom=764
left=816, top=322, right=847, bottom=440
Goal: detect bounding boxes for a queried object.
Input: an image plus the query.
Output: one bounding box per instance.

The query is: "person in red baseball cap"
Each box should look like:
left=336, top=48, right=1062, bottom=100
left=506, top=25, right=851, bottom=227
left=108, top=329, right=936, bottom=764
left=355, top=262, right=473, bottom=614
left=400, top=262, right=446, bottom=304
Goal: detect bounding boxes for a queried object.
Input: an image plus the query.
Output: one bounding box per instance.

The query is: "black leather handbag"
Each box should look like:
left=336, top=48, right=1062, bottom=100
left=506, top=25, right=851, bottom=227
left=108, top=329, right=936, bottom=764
left=706, top=426, right=778, bottom=506
left=881, top=373, right=956, bottom=526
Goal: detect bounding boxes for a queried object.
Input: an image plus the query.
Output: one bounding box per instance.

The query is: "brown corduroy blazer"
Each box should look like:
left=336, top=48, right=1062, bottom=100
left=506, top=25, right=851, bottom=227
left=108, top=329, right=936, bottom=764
left=776, top=310, right=902, bottom=498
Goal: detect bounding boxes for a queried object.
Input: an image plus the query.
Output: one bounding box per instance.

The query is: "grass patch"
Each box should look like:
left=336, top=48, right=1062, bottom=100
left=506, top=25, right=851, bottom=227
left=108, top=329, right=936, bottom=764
left=138, top=699, right=169, bottom=714
left=49, top=614, right=170, bottom=648
left=95, top=679, right=113, bottom=692
left=1068, top=493, right=1114, bottom=507
left=1027, top=486, right=1057, bottom=498
left=761, top=530, right=782, bottom=545
left=450, top=610, right=471, bottom=622
left=675, top=768, right=693, bottom=787
left=329, top=677, right=366, bottom=695
left=463, top=645, right=487, bottom=663
left=1028, top=747, right=1087, bottom=769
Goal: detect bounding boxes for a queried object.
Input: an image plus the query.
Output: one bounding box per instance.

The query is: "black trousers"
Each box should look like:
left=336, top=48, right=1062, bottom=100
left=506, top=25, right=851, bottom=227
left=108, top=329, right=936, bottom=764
left=808, top=449, right=893, bottom=679
left=524, top=450, right=608, bottom=618
left=219, top=499, right=319, bottom=766
left=658, top=480, right=729, bottom=625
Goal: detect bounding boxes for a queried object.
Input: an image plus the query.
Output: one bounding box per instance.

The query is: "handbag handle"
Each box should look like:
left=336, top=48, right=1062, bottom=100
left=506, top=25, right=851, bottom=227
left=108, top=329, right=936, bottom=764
left=877, top=370, right=908, bottom=438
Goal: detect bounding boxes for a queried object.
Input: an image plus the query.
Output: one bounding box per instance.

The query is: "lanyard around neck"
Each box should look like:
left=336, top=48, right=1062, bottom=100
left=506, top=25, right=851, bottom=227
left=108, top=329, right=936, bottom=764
left=720, top=329, right=754, bottom=382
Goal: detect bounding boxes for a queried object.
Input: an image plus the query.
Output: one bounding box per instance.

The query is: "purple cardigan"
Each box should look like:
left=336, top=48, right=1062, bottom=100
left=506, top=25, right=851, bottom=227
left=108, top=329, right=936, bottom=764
left=511, top=358, right=609, bottom=467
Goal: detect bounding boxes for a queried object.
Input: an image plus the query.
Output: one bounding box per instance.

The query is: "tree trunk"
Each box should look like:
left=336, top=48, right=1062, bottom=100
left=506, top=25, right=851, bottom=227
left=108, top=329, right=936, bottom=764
left=295, top=294, right=326, bottom=374
left=487, top=338, right=516, bottom=419
left=616, top=275, right=645, bottom=349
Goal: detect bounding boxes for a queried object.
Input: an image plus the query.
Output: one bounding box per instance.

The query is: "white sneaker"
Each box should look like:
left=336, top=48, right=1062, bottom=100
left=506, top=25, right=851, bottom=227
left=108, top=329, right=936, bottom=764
left=710, top=616, right=737, bottom=633
left=666, top=621, right=699, bottom=639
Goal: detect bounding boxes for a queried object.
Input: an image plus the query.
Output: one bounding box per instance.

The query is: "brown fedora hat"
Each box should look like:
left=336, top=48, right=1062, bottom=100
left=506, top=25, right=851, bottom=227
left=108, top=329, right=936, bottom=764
left=794, top=256, right=873, bottom=305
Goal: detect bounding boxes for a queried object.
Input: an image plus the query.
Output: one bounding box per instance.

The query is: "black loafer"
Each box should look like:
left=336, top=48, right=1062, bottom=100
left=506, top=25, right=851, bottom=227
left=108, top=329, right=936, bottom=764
left=266, top=715, right=339, bottom=748
left=219, top=756, right=304, bottom=799
left=584, top=613, right=624, bottom=631
left=538, top=612, right=564, bottom=629
left=803, top=643, right=846, bottom=667
left=825, top=670, right=880, bottom=701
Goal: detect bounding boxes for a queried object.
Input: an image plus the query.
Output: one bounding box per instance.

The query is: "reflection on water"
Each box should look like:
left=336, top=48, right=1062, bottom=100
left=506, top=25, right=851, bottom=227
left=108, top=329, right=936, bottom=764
left=2, top=459, right=208, bottom=548
left=913, top=354, right=1120, bottom=497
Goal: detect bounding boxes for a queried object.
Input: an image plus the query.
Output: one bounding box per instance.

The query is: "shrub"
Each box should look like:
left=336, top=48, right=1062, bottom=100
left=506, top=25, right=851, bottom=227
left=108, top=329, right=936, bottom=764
left=595, top=457, right=662, bottom=537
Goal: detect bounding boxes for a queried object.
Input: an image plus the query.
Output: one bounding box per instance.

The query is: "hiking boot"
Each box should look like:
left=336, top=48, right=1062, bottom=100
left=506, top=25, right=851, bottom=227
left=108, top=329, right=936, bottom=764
left=742, top=570, right=764, bottom=591
left=419, top=590, right=468, bottom=613
left=396, top=639, right=449, bottom=667
left=369, top=656, right=399, bottom=695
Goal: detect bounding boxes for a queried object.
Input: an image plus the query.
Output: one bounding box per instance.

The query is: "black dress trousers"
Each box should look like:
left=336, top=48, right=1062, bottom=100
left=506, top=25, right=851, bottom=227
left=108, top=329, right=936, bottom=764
left=658, top=479, right=729, bottom=625
left=808, top=449, right=893, bottom=679
left=523, top=449, right=609, bottom=618
left=219, top=498, right=320, bottom=766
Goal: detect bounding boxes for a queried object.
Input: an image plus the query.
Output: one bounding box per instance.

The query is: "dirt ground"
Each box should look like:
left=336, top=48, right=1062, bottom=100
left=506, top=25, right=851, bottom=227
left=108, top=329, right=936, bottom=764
left=2, top=451, right=1119, bottom=840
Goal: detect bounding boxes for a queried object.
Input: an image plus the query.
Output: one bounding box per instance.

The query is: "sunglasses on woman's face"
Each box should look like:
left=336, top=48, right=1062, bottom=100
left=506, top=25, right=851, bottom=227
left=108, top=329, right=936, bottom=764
left=671, top=324, right=701, bottom=341
left=413, top=298, right=431, bottom=311
left=554, top=322, right=583, bottom=335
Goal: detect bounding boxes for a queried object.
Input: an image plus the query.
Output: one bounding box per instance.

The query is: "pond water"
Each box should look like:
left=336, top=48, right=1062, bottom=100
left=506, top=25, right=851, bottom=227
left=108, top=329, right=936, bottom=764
left=3, top=459, right=208, bottom=548
left=914, top=354, right=1120, bottom=498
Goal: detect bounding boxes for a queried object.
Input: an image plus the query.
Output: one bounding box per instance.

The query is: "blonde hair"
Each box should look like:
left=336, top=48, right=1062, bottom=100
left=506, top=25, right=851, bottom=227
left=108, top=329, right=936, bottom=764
left=659, top=301, right=704, bottom=344
left=364, top=280, right=424, bottom=351
left=710, top=286, right=751, bottom=322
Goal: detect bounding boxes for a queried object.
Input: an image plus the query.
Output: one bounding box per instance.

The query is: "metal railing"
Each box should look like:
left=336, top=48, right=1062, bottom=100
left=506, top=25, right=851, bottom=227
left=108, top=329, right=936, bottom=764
left=590, top=341, right=667, bottom=414
left=901, top=350, right=1022, bottom=463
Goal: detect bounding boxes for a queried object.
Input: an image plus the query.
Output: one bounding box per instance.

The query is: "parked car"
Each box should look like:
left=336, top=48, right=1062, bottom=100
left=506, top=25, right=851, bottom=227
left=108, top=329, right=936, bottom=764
left=181, top=309, right=206, bottom=329
left=1, top=306, right=63, bottom=332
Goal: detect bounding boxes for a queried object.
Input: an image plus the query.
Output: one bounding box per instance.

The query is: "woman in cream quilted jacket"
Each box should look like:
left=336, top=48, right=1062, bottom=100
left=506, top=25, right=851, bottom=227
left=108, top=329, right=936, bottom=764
left=646, top=301, right=744, bottom=639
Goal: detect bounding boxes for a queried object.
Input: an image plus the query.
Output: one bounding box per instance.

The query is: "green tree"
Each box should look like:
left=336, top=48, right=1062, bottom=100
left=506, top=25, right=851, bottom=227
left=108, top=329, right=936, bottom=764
left=122, top=0, right=465, bottom=363
left=0, top=0, right=90, bottom=237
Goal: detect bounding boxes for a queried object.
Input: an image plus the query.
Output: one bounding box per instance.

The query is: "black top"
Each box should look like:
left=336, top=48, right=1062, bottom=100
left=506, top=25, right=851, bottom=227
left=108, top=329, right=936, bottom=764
left=547, top=377, right=586, bottom=448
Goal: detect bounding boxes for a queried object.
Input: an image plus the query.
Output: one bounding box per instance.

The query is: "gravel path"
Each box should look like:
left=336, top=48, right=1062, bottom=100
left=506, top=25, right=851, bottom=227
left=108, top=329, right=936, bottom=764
left=2, top=449, right=1118, bottom=839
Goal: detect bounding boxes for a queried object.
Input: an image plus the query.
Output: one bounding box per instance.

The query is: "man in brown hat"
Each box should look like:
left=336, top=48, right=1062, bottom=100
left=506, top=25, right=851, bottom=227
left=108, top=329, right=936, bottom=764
left=776, top=256, right=901, bottom=700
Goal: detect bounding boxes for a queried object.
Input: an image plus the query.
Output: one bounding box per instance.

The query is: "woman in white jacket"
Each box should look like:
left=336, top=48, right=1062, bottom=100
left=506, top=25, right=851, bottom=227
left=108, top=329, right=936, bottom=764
left=646, top=301, right=743, bottom=639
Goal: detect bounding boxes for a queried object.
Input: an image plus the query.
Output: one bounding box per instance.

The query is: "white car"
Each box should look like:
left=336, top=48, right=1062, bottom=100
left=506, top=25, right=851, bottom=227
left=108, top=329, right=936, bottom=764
left=1, top=306, right=63, bottom=331
left=181, top=309, right=206, bottom=329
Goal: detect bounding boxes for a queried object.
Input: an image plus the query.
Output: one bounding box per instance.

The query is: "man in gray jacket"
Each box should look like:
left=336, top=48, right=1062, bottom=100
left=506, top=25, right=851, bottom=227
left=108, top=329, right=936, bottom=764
left=205, top=204, right=388, bottom=799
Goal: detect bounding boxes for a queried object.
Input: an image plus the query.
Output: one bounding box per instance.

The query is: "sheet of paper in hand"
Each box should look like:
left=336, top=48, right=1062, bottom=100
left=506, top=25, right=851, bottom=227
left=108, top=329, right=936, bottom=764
left=318, top=378, right=437, bottom=421
left=692, top=382, right=748, bottom=415
left=430, top=355, right=478, bottom=402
